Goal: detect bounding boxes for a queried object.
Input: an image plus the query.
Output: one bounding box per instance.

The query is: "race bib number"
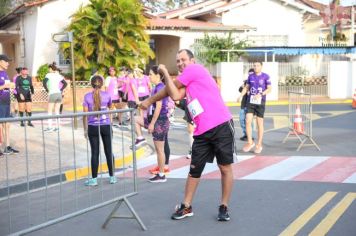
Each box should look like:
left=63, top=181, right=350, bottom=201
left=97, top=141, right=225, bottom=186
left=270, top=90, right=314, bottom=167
left=250, top=95, right=262, bottom=105
left=138, top=86, right=146, bottom=93
left=187, top=99, right=204, bottom=119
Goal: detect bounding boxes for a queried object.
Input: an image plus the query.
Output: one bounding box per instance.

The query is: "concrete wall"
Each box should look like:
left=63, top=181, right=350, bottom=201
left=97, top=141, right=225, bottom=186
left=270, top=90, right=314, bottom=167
left=329, top=61, right=355, bottom=99
left=222, top=0, right=305, bottom=46
left=219, top=62, right=243, bottom=102
left=219, top=62, right=278, bottom=102
left=31, top=0, right=90, bottom=77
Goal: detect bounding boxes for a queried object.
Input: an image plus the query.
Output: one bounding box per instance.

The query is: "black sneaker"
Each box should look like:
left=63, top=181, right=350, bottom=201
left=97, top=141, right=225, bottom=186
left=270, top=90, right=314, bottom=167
left=239, top=135, right=247, bottom=141
left=171, top=203, right=194, bottom=220
left=135, top=138, right=146, bottom=147
left=217, top=204, right=230, bottom=221
left=27, top=122, right=34, bottom=127
left=3, top=147, right=13, bottom=155
left=7, top=146, right=19, bottom=154
left=148, top=174, right=167, bottom=183
left=20, top=122, right=25, bottom=127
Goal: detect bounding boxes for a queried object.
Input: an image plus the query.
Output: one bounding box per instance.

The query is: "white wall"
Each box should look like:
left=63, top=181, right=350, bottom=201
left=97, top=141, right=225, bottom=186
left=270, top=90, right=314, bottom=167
left=262, top=62, right=278, bottom=101
left=222, top=0, right=305, bottom=46
left=219, top=62, right=278, bottom=102
left=219, top=62, right=244, bottom=102
left=329, top=61, right=351, bottom=99
left=31, top=0, right=90, bottom=76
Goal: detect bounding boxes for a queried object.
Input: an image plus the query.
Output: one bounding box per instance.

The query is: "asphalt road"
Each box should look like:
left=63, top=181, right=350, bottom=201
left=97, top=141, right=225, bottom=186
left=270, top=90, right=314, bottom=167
left=1, top=104, right=355, bottom=236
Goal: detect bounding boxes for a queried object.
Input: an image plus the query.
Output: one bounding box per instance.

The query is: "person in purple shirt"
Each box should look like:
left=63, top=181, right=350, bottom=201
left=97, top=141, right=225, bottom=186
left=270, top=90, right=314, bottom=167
left=134, top=65, right=170, bottom=183
left=83, top=75, right=117, bottom=186
left=240, top=62, right=271, bottom=154
left=0, top=54, right=19, bottom=156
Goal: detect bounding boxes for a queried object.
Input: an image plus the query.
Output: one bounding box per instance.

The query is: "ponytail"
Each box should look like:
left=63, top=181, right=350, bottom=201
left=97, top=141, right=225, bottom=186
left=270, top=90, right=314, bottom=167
left=91, top=75, right=104, bottom=112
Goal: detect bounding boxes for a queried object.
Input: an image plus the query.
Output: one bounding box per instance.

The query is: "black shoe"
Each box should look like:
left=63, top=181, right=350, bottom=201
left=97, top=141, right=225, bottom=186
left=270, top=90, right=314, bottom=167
left=28, top=122, right=34, bottom=127
left=171, top=203, right=194, bottom=220
left=239, top=135, right=247, bottom=141
left=217, top=204, right=230, bottom=221
left=5, top=146, right=19, bottom=155
left=148, top=174, right=167, bottom=183
left=20, top=122, right=25, bottom=127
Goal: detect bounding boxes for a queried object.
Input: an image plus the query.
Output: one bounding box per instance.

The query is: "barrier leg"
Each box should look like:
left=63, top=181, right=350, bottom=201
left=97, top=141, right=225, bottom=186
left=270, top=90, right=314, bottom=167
left=102, top=196, right=147, bottom=231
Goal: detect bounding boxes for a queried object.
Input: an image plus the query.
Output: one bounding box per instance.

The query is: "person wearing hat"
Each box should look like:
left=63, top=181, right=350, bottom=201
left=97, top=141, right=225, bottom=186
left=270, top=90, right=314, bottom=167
left=15, top=67, right=34, bottom=127
left=0, top=54, right=20, bottom=155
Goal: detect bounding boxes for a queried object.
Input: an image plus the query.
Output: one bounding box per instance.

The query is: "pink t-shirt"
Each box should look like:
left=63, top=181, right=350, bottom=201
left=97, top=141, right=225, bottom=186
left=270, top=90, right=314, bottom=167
left=178, top=64, right=232, bottom=136
left=136, top=75, right=150, bottom=97
left=105, top=76, right=120, bottom=101
left=127, top=78, right=138, bottom=102
left=117, top=76, right=127, bottom=92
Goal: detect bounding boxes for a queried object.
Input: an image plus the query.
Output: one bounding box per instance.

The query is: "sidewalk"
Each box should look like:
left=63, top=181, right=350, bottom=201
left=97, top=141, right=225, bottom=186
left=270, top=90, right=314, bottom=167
left=0, top=115, right=152, bottom=191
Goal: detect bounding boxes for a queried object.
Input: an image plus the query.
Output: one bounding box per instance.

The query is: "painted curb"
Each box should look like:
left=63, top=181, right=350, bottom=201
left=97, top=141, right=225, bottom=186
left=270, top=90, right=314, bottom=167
left=64, top=147, right=145, bottom=181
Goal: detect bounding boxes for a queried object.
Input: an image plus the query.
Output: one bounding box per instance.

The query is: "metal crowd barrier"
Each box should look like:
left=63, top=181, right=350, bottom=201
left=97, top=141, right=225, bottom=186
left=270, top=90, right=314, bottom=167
left=0, top=109, right=146, bottom=235
left=282, top=91, right=321, bottom=151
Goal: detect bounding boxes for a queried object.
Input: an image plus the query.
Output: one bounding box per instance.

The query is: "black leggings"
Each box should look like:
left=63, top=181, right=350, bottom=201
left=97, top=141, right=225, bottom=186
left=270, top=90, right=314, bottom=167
left=88, top=125, right=114, bottom=178
left=164, top=134, right=170, bottom=165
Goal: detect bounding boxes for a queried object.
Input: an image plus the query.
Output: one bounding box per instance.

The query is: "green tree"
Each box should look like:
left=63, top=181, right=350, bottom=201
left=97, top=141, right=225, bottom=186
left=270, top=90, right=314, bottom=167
left=0, top=0, right=12, bottom=17
left=193, top=33, right=249, bottom=66
left=63, top=0, right=154, bottom=79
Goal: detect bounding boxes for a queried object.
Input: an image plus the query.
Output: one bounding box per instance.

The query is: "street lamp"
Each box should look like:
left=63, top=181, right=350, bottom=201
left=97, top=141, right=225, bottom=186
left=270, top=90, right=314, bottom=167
left=52, top=31, right=78, bottom=129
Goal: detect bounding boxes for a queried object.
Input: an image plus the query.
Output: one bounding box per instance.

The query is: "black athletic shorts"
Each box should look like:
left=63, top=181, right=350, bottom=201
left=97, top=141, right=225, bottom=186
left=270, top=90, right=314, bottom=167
left=246, top=103, right=266, bottom=118
left=190, top=119, right=235, bottom=176
left=17, top=93, right=32, bottom=103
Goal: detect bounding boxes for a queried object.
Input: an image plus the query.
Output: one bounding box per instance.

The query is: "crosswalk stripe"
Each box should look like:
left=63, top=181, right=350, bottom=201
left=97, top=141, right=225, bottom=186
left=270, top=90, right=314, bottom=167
left=242, top=156, right=330, bottom=181
left=115, top=155, right=356, bottom=184
left=293, top=157, right=356, bottom=183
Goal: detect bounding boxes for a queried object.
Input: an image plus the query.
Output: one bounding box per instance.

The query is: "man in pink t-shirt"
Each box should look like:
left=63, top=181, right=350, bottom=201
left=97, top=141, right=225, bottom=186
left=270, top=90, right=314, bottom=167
left=140, top=49, right=235, bottom=222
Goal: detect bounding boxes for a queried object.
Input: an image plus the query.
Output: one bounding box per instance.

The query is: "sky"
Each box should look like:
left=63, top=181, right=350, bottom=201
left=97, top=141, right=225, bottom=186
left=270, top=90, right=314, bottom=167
left=314, top=0, right=356, bottom=6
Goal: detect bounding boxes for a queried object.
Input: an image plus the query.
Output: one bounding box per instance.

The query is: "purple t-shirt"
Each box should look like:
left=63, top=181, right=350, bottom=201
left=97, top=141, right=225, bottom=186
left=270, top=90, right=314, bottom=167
left=0, top=70, right=11, bottom=105
left=177, top=64, right=232, bottom=136
left=83, top=91, right=112, bottom=126
left=150, top=82, right=168, bottom=117
left=247, top=72, right=271, bottom=104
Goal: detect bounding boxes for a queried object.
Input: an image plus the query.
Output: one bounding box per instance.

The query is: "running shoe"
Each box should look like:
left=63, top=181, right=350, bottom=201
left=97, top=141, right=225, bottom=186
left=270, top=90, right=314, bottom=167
left=217, top=204, right=230, bottom=221
left=8, top=146, right=19, bottom=154
left=109, top=176, right=117, bottom=184
left=20, top=122, right=25, bottom=127
left=148, top=166, right=170, bottom=174
left=135, top=138, right=146, bottom=147
left=44, top=127, right=55, bottom=132
left=239, top=135, right=247, bottom=141
left=84, top=178, right=98, bottom=186
left=148, top=174, right=167, bottom=183
left=53, top=128, right=59, bottom=132
left=27, top=122, right=34, bottom=127
left=186, top=149, right=192, bottom=159
left=171, top=203, right=194, bottom=220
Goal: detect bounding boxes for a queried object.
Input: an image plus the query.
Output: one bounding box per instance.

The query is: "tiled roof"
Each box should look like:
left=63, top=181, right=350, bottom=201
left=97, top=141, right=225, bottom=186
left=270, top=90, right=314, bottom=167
left=297, top=0, right=326, bottom=11
left=148, top=18, right=254, bottom=31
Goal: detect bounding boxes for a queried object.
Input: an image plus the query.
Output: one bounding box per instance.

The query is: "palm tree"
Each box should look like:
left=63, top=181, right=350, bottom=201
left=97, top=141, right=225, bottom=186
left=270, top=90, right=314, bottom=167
left=63, top=0, right=154, bottom=79
left=0, top=0, right=12, bottom=17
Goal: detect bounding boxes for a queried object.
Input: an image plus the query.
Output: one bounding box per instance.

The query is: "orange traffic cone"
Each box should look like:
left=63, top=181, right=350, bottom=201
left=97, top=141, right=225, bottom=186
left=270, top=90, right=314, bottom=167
left=352, top=88, right=356, bottom=109
left=293, top=105, right=304, bottom=134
